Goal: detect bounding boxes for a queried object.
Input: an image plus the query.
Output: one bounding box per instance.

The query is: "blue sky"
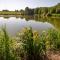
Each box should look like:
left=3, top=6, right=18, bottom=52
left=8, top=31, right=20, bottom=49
left=0, top=0, right=60, bottom=10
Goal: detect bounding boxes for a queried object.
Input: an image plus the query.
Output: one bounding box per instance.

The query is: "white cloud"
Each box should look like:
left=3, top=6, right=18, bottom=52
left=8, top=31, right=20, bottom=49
left=0, top=0, right=59, bottom=10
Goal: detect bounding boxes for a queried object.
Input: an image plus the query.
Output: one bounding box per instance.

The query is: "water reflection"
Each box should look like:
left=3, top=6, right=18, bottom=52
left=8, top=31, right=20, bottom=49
left=0, top=15, right=60, bottom=36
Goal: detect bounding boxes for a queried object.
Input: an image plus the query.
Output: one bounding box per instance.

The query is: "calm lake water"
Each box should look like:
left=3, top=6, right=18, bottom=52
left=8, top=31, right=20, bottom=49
left=0, top=15, right=60, bottom=36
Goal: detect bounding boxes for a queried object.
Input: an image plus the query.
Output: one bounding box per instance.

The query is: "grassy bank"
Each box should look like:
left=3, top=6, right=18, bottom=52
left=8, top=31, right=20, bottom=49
left=0, top=11, right=21, bottom=15
left=0, top=27, right=60, bottom=60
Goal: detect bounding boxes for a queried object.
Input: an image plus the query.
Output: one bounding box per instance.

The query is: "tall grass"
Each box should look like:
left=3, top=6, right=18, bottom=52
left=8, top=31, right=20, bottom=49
left=48, top=29, right=60, bottom=50
left=0, top=27, right=17, bottom=60
left=18, top=27, right=48, bottom=60
left=17, top=27, right=60, bottom=60
left=0, top=27, right=60, bottom=60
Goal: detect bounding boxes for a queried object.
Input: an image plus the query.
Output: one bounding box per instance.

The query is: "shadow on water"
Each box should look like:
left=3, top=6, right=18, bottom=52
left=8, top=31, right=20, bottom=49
left=22, top=15, right=60, bottom=31
left=23, top=15, right=60, bottom=31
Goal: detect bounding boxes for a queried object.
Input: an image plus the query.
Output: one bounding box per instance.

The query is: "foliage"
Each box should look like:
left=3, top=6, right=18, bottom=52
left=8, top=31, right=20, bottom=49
left=17, top=27, right=60, bottom=60
left=22, top=3, right=60, bottom=17
left=0, top=3, right=60, bottom=17
left=48, top=29, right=60, bottom=50
left=25, top=7, right=34, bottom=15
left=0, top=27, right=60, bottom=60
left=0, top=28, right=17, bottom=60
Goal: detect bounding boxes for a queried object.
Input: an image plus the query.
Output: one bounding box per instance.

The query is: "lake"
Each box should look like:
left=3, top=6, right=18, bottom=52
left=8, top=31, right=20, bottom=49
left=0, top=15, right=60, bottom=36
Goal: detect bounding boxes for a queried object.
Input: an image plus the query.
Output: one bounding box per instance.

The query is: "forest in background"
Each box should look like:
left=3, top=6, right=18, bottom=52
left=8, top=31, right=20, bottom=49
left=0, top=3, right=60, bottom=17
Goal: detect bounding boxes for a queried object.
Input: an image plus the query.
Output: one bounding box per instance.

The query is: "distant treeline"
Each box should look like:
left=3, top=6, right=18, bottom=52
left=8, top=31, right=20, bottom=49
left=0, top=3, right=60, bottom=16
left=20, top=3, right=60, bottom=17
left=0, top=10, right=21, bottom=15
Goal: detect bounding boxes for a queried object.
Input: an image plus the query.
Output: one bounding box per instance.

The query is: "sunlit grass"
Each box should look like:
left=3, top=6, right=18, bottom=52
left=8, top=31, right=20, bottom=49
left=0, top=27, right=60, bottom=60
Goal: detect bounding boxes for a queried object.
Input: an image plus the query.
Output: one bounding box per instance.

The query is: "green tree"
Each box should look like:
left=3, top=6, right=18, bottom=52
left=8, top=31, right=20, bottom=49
left=56, top=8, right=60, bottom=14
left=34, top=8, right=39, bottom=14
left=20, top=9, right=24, bottom=15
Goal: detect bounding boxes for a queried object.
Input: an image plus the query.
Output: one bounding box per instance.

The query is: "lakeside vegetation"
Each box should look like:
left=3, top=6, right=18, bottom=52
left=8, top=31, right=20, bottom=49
left=0, top=3, right=60, bottom=60
left=0, top=27, right=60, bottom=60
left=0, top=3, right=60, bottom=17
